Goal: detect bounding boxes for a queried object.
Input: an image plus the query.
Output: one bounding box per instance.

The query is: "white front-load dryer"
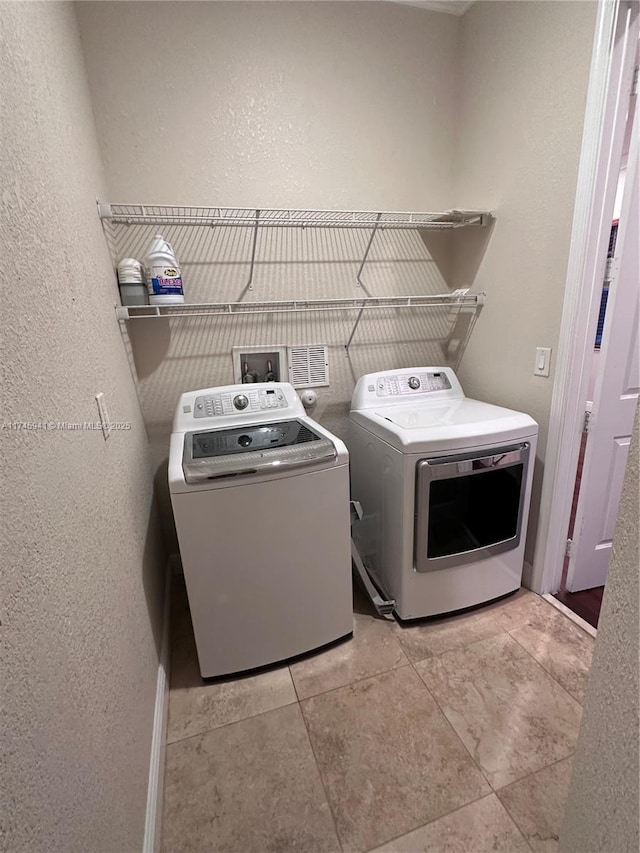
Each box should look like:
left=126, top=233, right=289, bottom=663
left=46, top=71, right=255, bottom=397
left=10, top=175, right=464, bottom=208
left=169, top=382, right=353, bottom=678
left=349, top=367, right=538, bottom=620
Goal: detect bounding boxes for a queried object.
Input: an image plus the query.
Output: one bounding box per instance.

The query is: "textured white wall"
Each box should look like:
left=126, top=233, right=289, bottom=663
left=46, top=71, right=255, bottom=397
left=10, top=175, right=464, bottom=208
left=76, top=1, right=596, bottom=557
left=77, top=1, right=459, bottom=210
left=452, top=0, right=597, bottom=570
left=454, top=0, right=596, bottom=451
left=559, top=405, right=639, bottom=852
left=77, top=0, right=464, bottom=516
left=0, top=4, right=165, bottom=851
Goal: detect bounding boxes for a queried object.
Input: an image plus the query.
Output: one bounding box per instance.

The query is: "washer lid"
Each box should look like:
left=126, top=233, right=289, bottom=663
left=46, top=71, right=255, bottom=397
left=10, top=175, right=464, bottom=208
left=182, top=419, right=336, bottom=483
left=350, top=398, right=538, bottom=452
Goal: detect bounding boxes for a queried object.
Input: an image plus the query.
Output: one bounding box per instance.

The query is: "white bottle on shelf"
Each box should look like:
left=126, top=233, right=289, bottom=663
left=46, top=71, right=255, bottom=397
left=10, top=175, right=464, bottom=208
left=117, top=257, right=148, bottom=306
left=144, top=234, right=185, bottom=306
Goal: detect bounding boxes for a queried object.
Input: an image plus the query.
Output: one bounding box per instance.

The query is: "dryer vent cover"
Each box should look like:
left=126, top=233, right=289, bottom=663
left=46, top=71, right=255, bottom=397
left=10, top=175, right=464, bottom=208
left=288, top=345, right=330, bottom=388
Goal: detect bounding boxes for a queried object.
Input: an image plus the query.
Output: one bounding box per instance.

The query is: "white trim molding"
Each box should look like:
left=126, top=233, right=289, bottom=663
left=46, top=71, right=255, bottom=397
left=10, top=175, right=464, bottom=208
left=543, top=594, right=598, bottom=639
left=143, top=565, right=172, bottom=853
left=531, top=0, right=639, bottom=594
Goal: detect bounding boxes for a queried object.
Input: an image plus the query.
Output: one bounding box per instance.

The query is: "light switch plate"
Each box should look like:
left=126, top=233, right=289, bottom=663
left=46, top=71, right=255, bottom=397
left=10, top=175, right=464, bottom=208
left=534, top=347, right=552, bottom=377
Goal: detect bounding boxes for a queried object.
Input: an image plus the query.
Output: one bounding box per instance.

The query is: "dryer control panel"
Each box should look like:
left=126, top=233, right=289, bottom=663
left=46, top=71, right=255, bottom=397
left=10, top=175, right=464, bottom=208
left=375, top=371, right=452, bottom=397
left=351, top=366, right=465, bottom=410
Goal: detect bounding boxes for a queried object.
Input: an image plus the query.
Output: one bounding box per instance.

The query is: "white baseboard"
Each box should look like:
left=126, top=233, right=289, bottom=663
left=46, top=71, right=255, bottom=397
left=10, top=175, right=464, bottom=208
left=143, top=564, right=172, bottom=853
left=543, top=592, right=598, bottom=638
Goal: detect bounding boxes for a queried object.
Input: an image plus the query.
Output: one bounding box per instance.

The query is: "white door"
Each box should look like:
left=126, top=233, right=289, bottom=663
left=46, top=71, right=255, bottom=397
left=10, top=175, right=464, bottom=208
left=566, top=100, right=639, bottom=592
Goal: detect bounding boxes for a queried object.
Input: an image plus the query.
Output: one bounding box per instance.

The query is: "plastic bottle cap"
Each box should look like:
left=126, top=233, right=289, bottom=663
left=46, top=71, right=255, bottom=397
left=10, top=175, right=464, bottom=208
left=118, top=257, right=144, bottom=284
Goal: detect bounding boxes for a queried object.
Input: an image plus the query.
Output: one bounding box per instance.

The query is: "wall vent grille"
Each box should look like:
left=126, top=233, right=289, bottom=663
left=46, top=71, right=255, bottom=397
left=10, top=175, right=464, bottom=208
left=288, top=345, right=329, bottom=388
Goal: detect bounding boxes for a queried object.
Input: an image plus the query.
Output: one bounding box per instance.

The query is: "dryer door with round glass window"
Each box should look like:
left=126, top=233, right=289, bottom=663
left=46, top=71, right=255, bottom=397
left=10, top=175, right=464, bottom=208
left=414, top=443, right=531, bottom=572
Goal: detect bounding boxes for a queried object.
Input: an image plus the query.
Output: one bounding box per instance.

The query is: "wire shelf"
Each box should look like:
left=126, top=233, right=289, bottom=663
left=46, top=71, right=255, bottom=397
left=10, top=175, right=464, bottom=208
left=103, top=201, right=490, bottom=355
left=116, top=292, right=484, bottom=320
left=99, top=203, right=492, bottom=230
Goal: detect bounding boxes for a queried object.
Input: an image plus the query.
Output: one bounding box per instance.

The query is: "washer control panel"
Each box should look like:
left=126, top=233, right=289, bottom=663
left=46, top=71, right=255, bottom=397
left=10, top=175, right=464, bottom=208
left=375, top=371, right=452, bottom=397
left=194, top=387, right=288, bottom=418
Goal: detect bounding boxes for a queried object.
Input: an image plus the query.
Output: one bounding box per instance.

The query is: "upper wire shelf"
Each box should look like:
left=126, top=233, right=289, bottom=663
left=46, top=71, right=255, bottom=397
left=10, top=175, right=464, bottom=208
left=98, top=203, right=492, bottom=230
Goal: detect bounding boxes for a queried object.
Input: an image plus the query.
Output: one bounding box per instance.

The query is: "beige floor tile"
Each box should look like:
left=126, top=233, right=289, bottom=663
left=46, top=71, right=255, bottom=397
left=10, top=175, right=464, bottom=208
left=391, top=608, right=506, bottom=663
left=168, top=655, right=297, bottom=743
left=497, top=757, right=574, bottom=853
left=415, top=633, right=582, bottom=790
left=493, top=589, right=551, bottom=631
left=508, top=604, right=594, bottom=703
left=167, top=590, right=297, bottom=743
left=161, top=704, right=340, bottom=853
left=290, top=611, right=408, bottom=700
left=388, top=588, right=545, bottom=664
left=371, top=794, right=530, bottom=852
left=301, top=666, right=490, bottom=852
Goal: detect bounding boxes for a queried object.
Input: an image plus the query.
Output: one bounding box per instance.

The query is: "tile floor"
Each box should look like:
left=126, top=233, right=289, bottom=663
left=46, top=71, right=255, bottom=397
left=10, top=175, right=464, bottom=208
left=161, top=581, right=593, bottom=853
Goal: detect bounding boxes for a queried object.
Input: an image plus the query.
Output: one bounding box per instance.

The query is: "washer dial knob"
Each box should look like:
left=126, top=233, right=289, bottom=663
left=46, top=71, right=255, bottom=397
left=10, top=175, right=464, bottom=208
left=407, top=376, right=421, bottom=390
left=233, top=394, right=249, bottom=410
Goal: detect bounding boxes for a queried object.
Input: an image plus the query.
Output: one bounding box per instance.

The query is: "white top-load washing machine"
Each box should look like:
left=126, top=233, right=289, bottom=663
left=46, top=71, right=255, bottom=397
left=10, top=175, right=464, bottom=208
left=349, top=367, right=538, bottom=620
left=169, top=382, right=353, bottom=678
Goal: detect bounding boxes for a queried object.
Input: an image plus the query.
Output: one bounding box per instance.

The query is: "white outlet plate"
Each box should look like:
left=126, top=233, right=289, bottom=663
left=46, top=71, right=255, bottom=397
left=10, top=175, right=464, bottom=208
left=95, top=392, right=111, bottom=440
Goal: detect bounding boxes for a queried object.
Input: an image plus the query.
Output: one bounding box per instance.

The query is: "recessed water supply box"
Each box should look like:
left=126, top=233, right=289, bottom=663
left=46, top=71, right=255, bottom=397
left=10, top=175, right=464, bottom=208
left=232, top=345, right=289, bottom=385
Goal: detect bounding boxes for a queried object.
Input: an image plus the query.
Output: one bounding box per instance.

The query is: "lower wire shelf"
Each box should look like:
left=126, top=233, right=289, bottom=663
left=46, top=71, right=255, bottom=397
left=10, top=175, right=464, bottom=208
left=115, top=292, right=486, bottom=353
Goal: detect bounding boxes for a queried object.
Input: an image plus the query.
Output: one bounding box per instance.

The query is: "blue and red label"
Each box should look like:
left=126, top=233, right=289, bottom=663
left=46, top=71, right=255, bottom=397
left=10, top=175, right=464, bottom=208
left=148, top=265, right=183, bottom=296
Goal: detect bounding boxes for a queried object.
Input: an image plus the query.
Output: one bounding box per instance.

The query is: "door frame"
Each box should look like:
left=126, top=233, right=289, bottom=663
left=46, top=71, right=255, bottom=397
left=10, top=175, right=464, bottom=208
left=531, top=0, right=639, bottom=595
left=566, top=108, right=638, bottom=593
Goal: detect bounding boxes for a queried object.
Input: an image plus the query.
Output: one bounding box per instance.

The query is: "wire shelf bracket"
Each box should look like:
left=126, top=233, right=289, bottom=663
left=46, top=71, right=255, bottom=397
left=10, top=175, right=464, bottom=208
left=356, top=211, right=382, bottom=290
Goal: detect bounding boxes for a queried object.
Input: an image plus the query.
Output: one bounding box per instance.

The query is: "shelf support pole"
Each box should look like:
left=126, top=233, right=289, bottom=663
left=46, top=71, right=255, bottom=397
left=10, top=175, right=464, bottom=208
left=246, top=209, right=261, bottom=291
left=344, top=304, right=366, bottom=355
left=356, top=212, right=382, bottom=288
